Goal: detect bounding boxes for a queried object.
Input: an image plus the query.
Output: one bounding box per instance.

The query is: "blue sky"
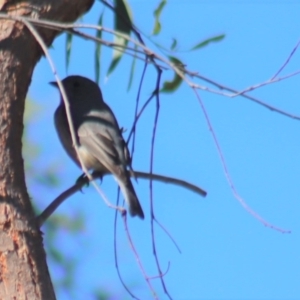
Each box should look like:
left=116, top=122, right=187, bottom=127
left=27, top=1, right=300, bottom=299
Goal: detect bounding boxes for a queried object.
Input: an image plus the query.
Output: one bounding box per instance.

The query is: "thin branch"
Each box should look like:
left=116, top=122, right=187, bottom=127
left=113, top=190, right=140, bottom=300
left=69, top=28, right=147, bottom=57
left=36, top=181, right=81, bottom=228
left=36, top=171, right=207, bottom=227
left=188, top=71, right=300, bottom=120
left=193, top=88, right=291, bottom=234
left=147, top=262, right=171, bottom=280
left=271, top=39, right=300, bottom=79
left=154, top=219, right=182, bottom=254
left=122, top=212, right=159, bottom=299
left=232, top=70, right=300, bottom=97
left=0, top=14, right=164, bottom=67
left=66, top=27, right=167, bottom=70
left=129, top=60, right=149, bottom=162
left=127, top=92, right=156, bottom=143
left=148, top=71, right=173, bottom=300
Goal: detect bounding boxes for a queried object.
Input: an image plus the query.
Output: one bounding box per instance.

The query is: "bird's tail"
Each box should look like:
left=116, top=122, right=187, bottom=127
left=115, top=172, right=144, bottom=219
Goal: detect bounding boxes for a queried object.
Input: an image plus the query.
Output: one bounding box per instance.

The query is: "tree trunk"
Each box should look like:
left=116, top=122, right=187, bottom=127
left=0, top=0, right=94, bottom=298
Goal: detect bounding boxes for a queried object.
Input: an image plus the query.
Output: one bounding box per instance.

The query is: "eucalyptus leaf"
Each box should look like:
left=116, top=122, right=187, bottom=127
left=107, top=0, right=132, bottom=77
left=152, top=0, right=167, bottom=35
left=191, top=34, right=225, bottom=51
left=65, top=33, right=73, bottom=71
left=161, top=56, right=184, bottom=93
left=170, top=38, right=177, bottom=51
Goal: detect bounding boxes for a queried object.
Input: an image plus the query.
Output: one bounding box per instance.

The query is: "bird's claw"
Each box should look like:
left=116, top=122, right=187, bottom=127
left=91, top=170, right=104, bottom=183
left=76, top=173, right=90, bottom=193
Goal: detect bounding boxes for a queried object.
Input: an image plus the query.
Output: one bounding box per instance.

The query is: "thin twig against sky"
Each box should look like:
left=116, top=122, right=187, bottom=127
left=193, top=88, right=290, bottom=234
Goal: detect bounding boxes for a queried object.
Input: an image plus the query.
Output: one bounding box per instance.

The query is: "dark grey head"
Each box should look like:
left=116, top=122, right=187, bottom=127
left=50, top=75, right=104, bottom=105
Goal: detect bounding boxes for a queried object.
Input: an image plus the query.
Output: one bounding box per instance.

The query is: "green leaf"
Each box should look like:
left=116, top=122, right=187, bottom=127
left=65, top=33, right=73, bottom=71
left=170, top=38, right=177, bottom=51
left=127, top=44, right=137, bottom=91
left=152, top=0, right=167, bottom=35
left=115, top=0, right=132, bottom=33
left=107, top=0, right=132, bottom=77
left=95, top=10, right=104, bottom=84
left=161, top=56, right=184, bottom=93
left=107, top=56, right=122, bottom=78
left=190, top=34, right=225, bottom=51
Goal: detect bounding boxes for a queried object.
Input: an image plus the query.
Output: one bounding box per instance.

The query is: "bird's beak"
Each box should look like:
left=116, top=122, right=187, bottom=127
left=49, top=81, right=58, bottom=88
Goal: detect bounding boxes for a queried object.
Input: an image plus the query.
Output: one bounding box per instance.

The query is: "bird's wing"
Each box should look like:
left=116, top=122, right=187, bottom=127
left=78, top=118, right=125, bottom=172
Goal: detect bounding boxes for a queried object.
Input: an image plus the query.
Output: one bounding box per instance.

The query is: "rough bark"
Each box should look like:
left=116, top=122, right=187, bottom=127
left=0, top=0, right=94, bottom=299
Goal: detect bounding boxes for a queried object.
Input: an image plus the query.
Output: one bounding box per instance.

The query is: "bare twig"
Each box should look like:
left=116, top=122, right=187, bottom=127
left=193, top=88, right=290, bottom=234
left=127, top=92, right=156, bottom=143
left=36, top=181, right=81, bottom=228
left=36, top=171, right=207, bottom=227
left=187, top=71, right=300, bottom=120
left=148, top=262, right=171, bottom=280
left=113, top=190, right=141, bottom=300
left=271, top=39, right=300, bottom=79
left=232, top=70, right=300, bottom=97
left=122, top=212, right=159, bottom=299
left=154, top=219, right=182, bottom=254
left=129, top=60, right=149, bottom=162
left=148, top=71, right=174, bottom=300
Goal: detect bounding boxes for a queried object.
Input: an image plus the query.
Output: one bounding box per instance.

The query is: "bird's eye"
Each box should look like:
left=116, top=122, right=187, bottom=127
left=73, top=81, right=80, bottom=88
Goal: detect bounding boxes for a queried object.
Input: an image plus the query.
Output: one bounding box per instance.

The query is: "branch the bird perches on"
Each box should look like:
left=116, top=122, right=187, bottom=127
left=36, top=170, right=207, bottom=227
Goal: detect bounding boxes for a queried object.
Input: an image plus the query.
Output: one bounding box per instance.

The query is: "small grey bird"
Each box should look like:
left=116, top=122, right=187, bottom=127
left=51, top=75, right=144, bottom=219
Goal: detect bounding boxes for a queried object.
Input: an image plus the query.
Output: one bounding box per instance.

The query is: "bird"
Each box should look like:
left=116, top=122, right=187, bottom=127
left=50, top=75, right=144, bottom=219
